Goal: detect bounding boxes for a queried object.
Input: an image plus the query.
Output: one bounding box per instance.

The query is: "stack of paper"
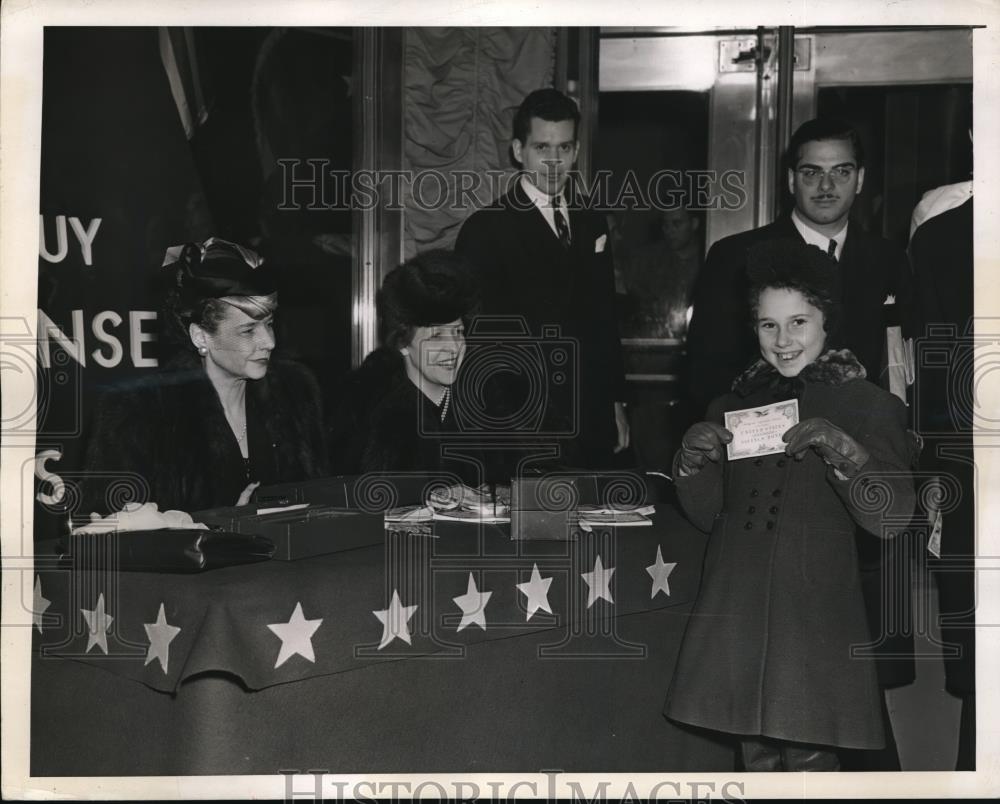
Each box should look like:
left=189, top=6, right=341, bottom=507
left=427, top=483, right=511, bottom=524
left=575, top=505, right=655, bottom=531
left=384, top=505, right=434, bottom=524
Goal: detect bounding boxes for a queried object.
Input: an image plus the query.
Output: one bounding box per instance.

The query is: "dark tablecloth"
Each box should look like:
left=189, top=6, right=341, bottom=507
left=31, top=505, right=735, bottom=774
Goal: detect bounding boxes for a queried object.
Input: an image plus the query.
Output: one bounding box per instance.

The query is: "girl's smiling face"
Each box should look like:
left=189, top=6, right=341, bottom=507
left=756, top=287, right=826, bottom=377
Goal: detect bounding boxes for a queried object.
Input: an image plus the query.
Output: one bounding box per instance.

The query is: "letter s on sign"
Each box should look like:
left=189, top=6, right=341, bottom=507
left=35, top=449, right=65, bottom=505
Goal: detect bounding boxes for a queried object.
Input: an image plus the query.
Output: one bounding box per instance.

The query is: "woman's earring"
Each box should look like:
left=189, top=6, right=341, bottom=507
left=198, top=346, right=208, bottom=356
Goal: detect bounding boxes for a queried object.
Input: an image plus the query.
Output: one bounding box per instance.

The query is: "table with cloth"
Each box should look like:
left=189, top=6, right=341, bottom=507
left=30, top=500, right=735, bottom=775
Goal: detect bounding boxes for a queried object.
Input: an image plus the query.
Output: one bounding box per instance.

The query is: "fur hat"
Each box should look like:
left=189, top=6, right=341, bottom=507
left=378, top=250, right=479, bottom=349
left=745, top=238, right=844, bottom=341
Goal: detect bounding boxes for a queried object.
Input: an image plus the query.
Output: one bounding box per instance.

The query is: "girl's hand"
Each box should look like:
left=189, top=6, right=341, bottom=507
left=783, top=418, right=870, bottom=478
left=677, top=422, right=733, bottom=477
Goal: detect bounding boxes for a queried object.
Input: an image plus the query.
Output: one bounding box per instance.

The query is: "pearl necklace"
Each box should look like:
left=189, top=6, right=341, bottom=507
left=439, top=387, right=451, bottom=422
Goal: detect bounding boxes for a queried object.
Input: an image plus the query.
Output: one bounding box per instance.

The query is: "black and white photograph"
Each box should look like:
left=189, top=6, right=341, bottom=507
left=2, top=0, right=998, bottom=799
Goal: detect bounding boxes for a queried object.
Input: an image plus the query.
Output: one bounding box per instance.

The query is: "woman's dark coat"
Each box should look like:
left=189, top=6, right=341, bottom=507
left=329, top=347, right=562, bottom=486
left=664, top=350, right=916, bottom=750
left=82, top=352, right=328, bottom=515
left=328, top=348, right=493, bottom=486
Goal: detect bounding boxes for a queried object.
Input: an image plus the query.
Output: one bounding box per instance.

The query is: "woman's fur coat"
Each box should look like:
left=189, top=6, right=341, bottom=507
left=82, top=351, right=327, bottom=515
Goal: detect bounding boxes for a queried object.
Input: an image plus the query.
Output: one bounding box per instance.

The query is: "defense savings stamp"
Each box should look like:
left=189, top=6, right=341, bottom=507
left=724, top=399, right=800, bottom=461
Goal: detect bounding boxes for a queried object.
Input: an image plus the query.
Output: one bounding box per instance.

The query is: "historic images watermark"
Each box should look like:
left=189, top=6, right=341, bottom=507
left=276, top=162, right=749, bottom=213
left=280, top=769, right=748, bottom=802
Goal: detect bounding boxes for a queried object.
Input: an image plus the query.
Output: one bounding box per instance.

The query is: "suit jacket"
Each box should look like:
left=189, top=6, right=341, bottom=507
left=910, top=196, right=975, bottom=696
left=911, top=197, right=973, bottom=440
left=685, top=214, right=913, bottom=418
left=455, top=180, right=627, bottom=465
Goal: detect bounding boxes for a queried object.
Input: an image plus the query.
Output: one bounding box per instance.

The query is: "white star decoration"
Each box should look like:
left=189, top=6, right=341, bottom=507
left=646, top=545, right=677, bottom=599
left=81, top=593, right=113, bottom=654
left=374, top=589, right=418, bottom=649
left=33, top=575, right=51, bottom=634
left=267, top=602, right=323, bottom=668
left=62, top=547, right=678, bottom=665
left=143, top=603, right=181, bottom=673
left=516, top=563, right=553, bottom=620
left=581, top=555, right=615, bottom=607
left=453, top=573, right=493, bottom=632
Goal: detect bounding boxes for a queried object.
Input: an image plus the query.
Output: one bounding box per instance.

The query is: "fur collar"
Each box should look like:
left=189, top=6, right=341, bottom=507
left=83, top=352, right=327, bottom=514
left=732, top=348, right=866, bottom=397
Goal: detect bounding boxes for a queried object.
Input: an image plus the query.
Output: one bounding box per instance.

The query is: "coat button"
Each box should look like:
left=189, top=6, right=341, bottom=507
left=750, top=489, right=759, bottom=497
left=777, top=458, right=787, bottom=467
left=766, top=521, right=775, bottom=530
left=772, top=489, right=781, bottom=497
left=748, top=506, right=756, bottom=514
left=754, top=458, right=764, bottom=467
left=744, top=522, right=754, bottom=530
left=769, top=505, right=778, bottom=515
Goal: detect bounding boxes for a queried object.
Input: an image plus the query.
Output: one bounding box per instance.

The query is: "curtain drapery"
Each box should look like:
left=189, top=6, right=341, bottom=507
left=402, top=28, right=556, bottom=256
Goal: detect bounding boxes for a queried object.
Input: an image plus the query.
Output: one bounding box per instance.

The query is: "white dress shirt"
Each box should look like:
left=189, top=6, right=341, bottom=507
left=791, top=208, right=847, bottom=261
left=520, top=175, right=570, bottom=241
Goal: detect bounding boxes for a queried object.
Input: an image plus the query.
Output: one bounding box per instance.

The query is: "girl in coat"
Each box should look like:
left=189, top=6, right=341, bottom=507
left=81, top=238, right=327, bottom=516
left=664, top=239, right=915, bottom=771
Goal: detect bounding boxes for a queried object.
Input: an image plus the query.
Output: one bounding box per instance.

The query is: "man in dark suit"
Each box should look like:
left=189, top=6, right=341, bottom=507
left=684, top=118, right=915, bottom=771
left=686, top=117, right=912, bottom=419
left=456, top=88, right=629, bottom=468
left=910, top=194, right=975, bottom=770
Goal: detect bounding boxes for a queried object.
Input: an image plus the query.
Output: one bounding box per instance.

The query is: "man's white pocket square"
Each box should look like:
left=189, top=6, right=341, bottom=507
left=595, top=234, right=607, bottom=253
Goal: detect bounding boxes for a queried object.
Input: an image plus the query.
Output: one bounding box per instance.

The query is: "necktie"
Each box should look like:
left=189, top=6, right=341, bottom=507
left=554, top=207, right=572, bottom=249
left=826, top=239, right=838, bottom=261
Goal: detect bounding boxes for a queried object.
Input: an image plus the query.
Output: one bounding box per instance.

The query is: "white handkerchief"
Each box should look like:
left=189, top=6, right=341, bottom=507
left=595, top=234, right=607, bottom=253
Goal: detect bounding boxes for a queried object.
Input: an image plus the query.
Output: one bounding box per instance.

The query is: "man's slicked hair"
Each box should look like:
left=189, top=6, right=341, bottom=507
left=785, top=117, right=865, bottom=170
left=512, top=88, right=580, bottom=144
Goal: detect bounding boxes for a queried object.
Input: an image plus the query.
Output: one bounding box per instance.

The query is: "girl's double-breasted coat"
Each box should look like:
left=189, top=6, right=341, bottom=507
left=664, top=350, right=916, bottom=749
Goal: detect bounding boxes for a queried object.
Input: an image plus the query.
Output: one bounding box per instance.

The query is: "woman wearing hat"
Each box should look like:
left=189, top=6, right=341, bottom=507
left=82, top=238, right=327, bottom=515
left=329, top=250, right=485, bottom=482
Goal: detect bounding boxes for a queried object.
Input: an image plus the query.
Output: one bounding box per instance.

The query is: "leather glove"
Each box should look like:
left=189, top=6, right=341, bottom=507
left=677, top=422, right=733, bottom=477
left=782, top=418, right=870, bottom=478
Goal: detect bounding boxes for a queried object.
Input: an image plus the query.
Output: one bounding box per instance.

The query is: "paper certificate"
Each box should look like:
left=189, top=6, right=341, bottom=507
left=724, top=399, right=800, bottom=461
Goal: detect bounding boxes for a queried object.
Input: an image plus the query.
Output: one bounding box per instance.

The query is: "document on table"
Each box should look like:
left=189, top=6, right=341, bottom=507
left=724, top=399, right=799, bottom=461
left=576, top=505, right=655, bottom=530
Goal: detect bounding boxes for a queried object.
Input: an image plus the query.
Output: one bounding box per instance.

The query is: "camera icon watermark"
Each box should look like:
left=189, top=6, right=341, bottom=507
left=424, top=317, right=579, bottom=441
left=1, top=315, right=84, bottom=441
left=912, top=318, right=1000, bottom=436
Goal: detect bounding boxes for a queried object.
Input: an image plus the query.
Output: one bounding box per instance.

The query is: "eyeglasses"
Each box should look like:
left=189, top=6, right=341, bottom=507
left=795, top=166, right=857, bottom=186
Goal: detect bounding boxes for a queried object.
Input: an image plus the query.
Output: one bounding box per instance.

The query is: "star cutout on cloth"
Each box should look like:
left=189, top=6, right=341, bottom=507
left=373, top=589, right=418, bottom=650
left=33, top=575, right=51, bottom=634
left=453, top=573, right=493, bottom=632
left=646, top=545, right=677, bottom=599
left=267, top=602, right=323, bottom=668
left=81, top=592, right=113, bottom=654
left=143, top=603, right=181, bottom=674
left=581, top=555, right=615, bottom=608
left=516, top=563, right=553, bottom=620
